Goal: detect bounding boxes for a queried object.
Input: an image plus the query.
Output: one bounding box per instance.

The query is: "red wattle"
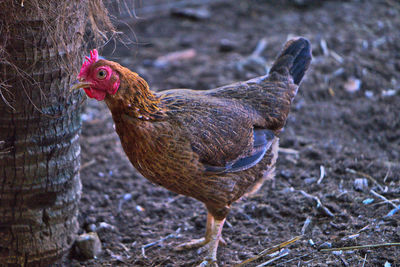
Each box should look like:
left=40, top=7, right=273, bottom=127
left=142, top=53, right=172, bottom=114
left=84, top=88, right=93, bottom=98
left=84, top=88, right=106, bottom=101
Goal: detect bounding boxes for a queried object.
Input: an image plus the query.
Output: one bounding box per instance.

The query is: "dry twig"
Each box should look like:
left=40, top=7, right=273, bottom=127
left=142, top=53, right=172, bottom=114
left=256, top=249, right=289, bottom=267
left=362, top=253, right=368, bottom=267
left=320, top=242, right=400, bottom=252
left=330, top=50, right=344, bottom=63
left=317, top=165, right=325, bottom=184
left=372, top=199, right=400, bottom=207
left=320, top=39, right=329, bottom=56
left=278, top=147, right=299, bottom=155
left=299, top=190, right=335, bottom=217
left=141, top=228, right=181, bottom=258
left=370, top=189, right=397, bottom=209
left=301, top=217, right=312, bottom=235
left=275, top=252, right=313, bottom=266
left=235, top=236, right=302, bottom=267
left=383, top=166, right=391, bottom=183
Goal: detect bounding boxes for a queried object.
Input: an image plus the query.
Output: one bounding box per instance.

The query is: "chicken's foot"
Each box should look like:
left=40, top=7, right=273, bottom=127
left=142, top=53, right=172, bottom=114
left=174, top=213, right=226, bottom=251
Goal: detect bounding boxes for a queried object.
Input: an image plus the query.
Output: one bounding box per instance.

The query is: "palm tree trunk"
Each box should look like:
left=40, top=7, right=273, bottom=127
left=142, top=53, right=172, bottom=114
left=0, top=1, right=87, bottom=265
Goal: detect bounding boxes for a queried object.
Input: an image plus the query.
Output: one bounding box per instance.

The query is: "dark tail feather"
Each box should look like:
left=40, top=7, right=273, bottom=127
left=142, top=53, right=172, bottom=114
left=269, top=37, right=312, bottom=85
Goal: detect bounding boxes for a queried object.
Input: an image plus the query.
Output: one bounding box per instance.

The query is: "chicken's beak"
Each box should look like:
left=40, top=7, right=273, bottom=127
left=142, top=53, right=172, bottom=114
left=70, top=79, right=92, bottom=92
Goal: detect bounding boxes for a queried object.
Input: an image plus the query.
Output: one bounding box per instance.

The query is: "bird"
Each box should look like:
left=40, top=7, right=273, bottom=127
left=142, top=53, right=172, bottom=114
left=72, top=37, right=312, bottom=266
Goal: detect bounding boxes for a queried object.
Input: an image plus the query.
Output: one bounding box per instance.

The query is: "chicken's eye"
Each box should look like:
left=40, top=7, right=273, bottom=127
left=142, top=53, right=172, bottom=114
left=97, top=69, right=107, bottom=79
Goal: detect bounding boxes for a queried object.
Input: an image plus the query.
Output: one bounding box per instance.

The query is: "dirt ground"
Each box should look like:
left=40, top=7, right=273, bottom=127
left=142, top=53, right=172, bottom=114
left=67, top=1, right=400, bottom=266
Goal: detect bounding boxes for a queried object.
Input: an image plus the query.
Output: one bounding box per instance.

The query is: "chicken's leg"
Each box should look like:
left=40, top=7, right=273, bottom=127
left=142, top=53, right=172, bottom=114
left=175, top=213, right=214, bottom=250
left=197, top=217, right=225, bottom=266
left=174, top=212, right=226, bottom=266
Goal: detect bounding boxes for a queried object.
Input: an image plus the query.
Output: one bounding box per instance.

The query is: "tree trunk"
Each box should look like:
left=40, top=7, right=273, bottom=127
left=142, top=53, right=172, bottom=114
left=0, top=1, right=87, bottom=265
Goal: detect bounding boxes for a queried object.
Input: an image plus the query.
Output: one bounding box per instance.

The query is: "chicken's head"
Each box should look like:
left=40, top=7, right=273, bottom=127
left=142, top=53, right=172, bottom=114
left=72, top=49, right=120, bottom=101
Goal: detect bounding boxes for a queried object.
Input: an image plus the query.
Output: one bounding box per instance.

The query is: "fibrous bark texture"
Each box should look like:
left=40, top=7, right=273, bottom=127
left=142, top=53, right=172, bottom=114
left=0, top=1, right=87, bottom=265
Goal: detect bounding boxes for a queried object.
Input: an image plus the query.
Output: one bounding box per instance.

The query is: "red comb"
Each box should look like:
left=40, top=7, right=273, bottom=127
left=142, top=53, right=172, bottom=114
left=78, top=49, right=99, bottom=79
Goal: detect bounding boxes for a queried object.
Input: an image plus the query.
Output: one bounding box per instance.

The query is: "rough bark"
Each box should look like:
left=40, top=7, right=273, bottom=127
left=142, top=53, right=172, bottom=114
left=0, top=1, right=87, bottom=265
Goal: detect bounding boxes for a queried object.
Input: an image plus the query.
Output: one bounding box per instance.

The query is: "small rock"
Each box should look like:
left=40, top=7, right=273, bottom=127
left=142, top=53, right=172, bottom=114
left=353, top=178, right=368, bottom=192
left=382, top=89, right=397, bottom=97
left=344, top=77, right=361, bottom=93
left=98, top=222, right=116, bottom=231
left=75, top=232, right=102, bottom=259
left=319, top=242, right=332, bottom=249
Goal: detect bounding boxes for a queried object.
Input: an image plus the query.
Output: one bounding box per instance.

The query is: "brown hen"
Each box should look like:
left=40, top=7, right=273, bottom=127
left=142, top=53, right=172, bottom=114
left=73, top=37, right=312, bottom=266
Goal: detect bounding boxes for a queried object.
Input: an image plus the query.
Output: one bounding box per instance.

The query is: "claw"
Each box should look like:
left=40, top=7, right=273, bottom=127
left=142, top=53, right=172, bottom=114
left=174, top=237, right=208, bottom=251
left=197, top=241, right=212, bottom=255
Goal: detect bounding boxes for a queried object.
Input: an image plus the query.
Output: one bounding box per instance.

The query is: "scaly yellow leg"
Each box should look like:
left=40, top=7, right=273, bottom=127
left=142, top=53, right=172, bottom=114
left=174, top=213, right=214, bottom=250
left=174, top=212, right=226, bottom=266
left=197, top=218, right=225, bottom=267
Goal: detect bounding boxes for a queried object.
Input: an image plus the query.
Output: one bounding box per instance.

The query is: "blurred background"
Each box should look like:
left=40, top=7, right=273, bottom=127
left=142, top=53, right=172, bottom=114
left=75, top=0, right=400, bottom=266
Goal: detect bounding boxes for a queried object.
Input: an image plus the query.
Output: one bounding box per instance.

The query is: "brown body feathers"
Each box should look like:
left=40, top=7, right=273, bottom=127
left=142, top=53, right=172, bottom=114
left=103, top=38, right=312, bottom=219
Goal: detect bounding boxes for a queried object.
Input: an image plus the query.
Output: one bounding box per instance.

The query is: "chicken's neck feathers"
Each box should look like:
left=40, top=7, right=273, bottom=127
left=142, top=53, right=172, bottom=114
left=105, top=69, right=165, bottom=121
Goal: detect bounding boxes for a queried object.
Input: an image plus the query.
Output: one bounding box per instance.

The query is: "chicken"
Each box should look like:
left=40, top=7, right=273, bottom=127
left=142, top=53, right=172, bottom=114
left=72, top=37, right=311, bottom=266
